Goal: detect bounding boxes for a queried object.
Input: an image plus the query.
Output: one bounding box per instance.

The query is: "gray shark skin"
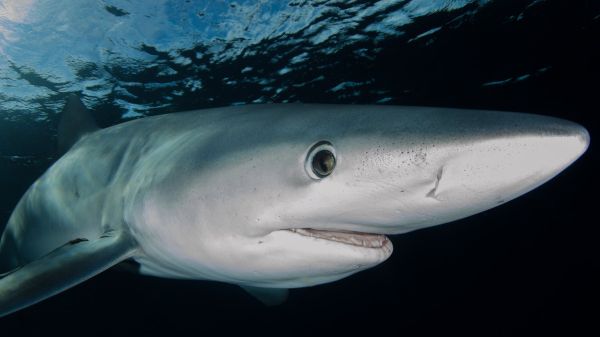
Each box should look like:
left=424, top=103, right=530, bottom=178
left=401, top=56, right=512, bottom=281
left=0, top=97, right=589, bottom=316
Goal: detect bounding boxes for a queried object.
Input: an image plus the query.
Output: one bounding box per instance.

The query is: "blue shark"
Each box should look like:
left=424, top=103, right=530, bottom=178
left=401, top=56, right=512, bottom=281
left=0, top=96, right=589, bottom=316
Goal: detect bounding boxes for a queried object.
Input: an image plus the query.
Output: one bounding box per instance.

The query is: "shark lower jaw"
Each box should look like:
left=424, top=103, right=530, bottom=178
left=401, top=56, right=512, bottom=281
left=285, top=228, right=390, bottom=249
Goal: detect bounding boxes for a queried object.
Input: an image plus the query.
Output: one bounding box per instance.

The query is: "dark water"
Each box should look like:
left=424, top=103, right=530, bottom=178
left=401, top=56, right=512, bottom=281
left=0, top=0, right=598, bottom=335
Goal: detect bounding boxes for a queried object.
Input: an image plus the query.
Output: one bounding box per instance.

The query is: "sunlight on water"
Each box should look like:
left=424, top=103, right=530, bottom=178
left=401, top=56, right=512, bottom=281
left=0, top=0, right=489, bottom=121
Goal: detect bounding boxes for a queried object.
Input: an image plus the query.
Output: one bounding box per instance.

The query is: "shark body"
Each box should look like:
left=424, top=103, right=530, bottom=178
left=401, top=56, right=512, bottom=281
left=0, top=97, right=589, bottom=316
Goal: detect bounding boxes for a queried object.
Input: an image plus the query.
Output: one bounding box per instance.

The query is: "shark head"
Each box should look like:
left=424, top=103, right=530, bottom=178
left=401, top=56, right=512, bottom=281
left=128, top=105, right=589, bottom=288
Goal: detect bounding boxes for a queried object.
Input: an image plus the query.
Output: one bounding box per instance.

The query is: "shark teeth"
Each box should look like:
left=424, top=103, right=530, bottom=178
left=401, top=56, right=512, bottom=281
left=287, top=228, right=388, bottom=248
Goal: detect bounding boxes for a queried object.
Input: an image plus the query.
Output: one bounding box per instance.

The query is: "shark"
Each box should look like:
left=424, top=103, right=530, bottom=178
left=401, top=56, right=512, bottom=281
left=0, top=96, right=589, bottom=316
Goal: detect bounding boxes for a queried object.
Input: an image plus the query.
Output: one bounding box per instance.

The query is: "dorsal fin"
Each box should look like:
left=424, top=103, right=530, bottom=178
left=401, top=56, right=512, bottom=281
left=57, top=95, right=100, bottom=154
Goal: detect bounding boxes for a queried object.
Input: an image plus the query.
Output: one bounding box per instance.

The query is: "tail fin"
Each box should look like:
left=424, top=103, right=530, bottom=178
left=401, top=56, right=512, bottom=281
left=57, top=95, right=100, bottom=154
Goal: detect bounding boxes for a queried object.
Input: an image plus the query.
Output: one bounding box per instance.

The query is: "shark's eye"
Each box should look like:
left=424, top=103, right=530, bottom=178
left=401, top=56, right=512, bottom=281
left=305, top=141, right=336, bottom=179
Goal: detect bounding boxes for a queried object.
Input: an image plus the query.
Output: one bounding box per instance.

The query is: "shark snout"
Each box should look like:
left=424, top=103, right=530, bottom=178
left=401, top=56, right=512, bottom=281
left=572, top=123, right=591, bottom=155
left=429, top=117, right=589, bottom=217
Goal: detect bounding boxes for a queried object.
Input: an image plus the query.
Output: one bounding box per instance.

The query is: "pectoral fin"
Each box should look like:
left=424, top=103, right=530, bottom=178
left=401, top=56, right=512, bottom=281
left=240, top=285, right=289, bottom=306
left=0, top=230, right=137, bottom=317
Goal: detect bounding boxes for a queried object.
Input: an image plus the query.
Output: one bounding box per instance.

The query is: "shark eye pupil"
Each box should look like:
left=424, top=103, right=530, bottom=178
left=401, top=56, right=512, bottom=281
left=312, top=150, right=336, bottom=177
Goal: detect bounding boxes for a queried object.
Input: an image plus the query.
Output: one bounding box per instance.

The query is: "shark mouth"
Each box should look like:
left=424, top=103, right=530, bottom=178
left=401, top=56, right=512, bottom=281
left=287, top=228, right=389, bottom=248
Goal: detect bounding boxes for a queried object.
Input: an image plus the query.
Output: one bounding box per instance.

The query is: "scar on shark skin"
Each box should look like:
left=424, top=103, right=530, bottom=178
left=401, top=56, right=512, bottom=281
left=68, top=238, right=89, bottom=245
left=426, top=166, right=444, bottom=200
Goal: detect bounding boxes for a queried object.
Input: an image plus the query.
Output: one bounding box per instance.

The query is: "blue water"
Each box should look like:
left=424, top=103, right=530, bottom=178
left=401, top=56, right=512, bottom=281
left=0, top=1, right=598, bottom=335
